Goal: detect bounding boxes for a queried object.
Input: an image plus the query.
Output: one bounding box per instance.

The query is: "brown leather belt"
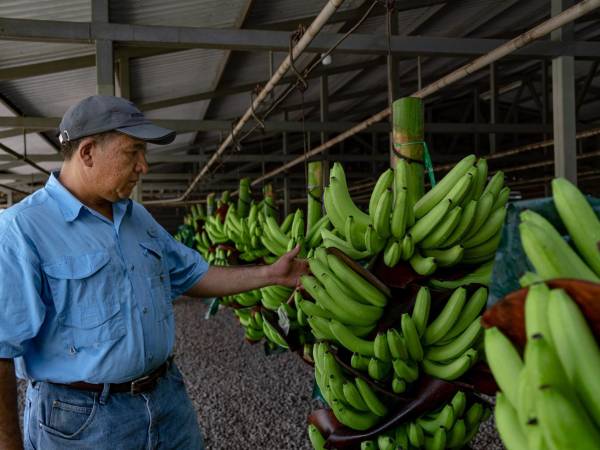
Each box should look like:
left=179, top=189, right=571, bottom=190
left=53, top=356, right=172, bottom=395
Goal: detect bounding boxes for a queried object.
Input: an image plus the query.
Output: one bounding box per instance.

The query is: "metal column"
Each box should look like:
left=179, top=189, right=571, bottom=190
left=489, top=62, right=498, bottom=153
left=118, top=56, right=131, bottom=99
left=320, top=74, right=330, bottom=190
left=320, top=74, right=329, bottom=145
left=131, top=179, right=142, bottom=202
left=283, top=112, right=290, bottom=217
left=552, top=0, right=577, bottom=183
left=6, top=190, right=12, bottom=207
left=93, top=0, right=114, bottom=96
left=474, top=86, right=481, bottom=151
left=387, top=8, right=399, bottom=158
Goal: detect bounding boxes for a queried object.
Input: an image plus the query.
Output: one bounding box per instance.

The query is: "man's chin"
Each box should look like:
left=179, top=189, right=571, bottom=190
left=115, top=186, right=134, bottom=200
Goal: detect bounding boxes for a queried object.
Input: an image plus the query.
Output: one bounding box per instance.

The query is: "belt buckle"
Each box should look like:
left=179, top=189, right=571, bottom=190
left=130, top=374, right=154, bottom=395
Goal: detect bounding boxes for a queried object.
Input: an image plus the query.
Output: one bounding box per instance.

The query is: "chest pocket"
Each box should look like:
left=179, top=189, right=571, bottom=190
left=139, top=240, right=172, bottom=321
left=42, top=250, right=126, bottom=347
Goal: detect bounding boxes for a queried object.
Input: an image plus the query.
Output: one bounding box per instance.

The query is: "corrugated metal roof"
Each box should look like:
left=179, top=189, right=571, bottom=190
left=0, top=0, right=90, bottom=21
left=130, top=49, right=228, bottom=104
left=0, top=41, right=94, bottom=70
left=0, top=67, right=97, bottom=117
left=422, top=0, right=521, bottom=37
left=246, top=0, right=363, bottom=26
left=110, top=0, right=250, bottom=28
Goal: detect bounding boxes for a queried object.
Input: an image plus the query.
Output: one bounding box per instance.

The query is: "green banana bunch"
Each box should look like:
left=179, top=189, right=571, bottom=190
left=260, top=284, right=292, bottom=311
left=552, top=177, right=600, bottom=277
left=349, top=392, right=489, bottom=450
left=520, top=210, right=599, bottom=282
left=487, top=285, right=600, bottom=450
left=429, top=260, right=494, bottom=289
left=307, top=424, right=326, bottom=450
left=413, top=155, right=476, bottom=219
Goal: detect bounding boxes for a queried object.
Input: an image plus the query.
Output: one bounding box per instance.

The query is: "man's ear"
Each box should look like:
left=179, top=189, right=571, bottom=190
left=78, top=137, right=95, bottom=168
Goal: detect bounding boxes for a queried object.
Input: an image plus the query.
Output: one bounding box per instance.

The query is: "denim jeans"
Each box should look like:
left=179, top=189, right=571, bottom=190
left=23, top=362, right=204, bottom=450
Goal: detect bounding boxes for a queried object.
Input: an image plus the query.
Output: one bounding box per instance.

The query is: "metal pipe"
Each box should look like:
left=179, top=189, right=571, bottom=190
left=0, top=142, right=50, bottom=175
left=432, top=126, right=600, bottom=173
left=0, top=182, right=29, bottom=195
left=250, top=0, right=600, bottom=187
left=145, top=0, right=345, bottom=205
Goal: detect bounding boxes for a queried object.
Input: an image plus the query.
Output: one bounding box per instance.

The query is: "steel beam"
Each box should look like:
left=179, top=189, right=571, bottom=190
left=2, top=18, right=600, bottom=58
left=0, top=116, right=559, bottom=135
left=552, top=0, right=577, bottom=183
left=0, top=48, right=184, bottom=81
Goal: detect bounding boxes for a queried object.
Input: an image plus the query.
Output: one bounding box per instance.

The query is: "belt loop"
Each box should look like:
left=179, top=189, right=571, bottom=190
left=99, top=383, right=110, bottom=405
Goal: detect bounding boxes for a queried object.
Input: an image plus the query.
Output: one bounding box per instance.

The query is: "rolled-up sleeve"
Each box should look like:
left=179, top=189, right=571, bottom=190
left=0, top=245, right=46, bottom=359
left=160, top=231, right=209, bottom=299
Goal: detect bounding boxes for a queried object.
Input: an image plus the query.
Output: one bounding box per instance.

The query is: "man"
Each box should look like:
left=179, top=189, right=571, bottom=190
left=0, top=96, right=308, bottom=450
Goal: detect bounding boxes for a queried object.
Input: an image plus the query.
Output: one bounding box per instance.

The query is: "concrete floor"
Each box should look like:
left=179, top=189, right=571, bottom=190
left=17, top=297, right=503, bottom=449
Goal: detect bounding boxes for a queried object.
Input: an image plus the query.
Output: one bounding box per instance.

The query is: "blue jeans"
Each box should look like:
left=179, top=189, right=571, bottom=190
left=23, top=362, right=204, bottom=450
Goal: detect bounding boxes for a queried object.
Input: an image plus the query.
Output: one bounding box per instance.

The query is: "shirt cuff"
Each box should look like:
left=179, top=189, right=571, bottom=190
left=0, top=342, right=23, bottom=359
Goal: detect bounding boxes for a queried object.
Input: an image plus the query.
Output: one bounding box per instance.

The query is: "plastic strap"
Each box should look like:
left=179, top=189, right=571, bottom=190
left=393, top=140, right=437, bottom=187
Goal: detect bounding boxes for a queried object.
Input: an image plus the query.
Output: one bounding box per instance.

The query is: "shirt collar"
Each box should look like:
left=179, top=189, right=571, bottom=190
left=45, top=171, right=131, bottom=223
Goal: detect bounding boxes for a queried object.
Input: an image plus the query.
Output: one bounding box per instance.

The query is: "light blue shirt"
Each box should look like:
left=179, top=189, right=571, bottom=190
left=0, top=173, right=208, bottom=383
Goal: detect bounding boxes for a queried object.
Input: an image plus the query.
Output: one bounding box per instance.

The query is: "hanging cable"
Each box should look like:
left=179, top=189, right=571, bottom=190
left=234, top=0, right=382, bottom=146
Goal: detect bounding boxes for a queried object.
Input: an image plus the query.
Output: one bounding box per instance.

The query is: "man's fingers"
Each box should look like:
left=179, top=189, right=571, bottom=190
left=287, top=244, right=301, bottom=259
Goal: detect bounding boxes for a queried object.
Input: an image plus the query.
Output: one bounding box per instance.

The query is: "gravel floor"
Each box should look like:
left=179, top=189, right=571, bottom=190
left=17, top=297, right=504, bottom=449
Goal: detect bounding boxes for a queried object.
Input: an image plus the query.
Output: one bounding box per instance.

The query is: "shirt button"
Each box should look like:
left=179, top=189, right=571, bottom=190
left=159, top=274, right=164, bottom=282
left=142, top=307, right=148, bottom=314
left=129, top=264, right=135, bottom=272
left=69, top=346, right=77, bottom=355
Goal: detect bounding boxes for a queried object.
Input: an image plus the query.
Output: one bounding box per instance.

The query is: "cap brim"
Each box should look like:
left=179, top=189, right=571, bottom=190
left=117, top=123, right=176, bottom=145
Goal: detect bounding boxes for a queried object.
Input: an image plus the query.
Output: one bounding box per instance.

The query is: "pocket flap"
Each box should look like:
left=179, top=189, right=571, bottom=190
left=43, top=251, right=110, bottom=280
left=139, top=240, right=163, bottom=259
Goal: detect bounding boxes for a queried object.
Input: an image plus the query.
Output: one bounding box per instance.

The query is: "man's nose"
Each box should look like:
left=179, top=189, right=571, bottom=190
left=136, top=152, right=149, bottom=175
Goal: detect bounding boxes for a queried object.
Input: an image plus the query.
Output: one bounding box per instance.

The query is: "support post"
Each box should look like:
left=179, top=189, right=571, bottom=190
left=489, top=62, right=498, bottom=153
left=6, top=190, right=13, bottom=207
left=552, top=0, right=577, bottom=183
left=542, top=59, right=549, bottom=140
left=306, top=161, right=323, bottom=231
left=131, top=179, right=142, bottom=202
left=118, top=56, right=131, bottom=99
left=474, top=86, right=481, bottom=152
left=387, top=8, right=400, bottom=155
left=282, top=130, right=290, bottom=217
left=371, top=132, right=378, bottom=177
left=93, top=0, right=114, bottom=96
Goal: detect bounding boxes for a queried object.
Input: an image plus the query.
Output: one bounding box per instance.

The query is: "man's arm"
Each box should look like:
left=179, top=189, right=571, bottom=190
left=185, top=245, right=308, bottom=298
left=0, top=359, right=23, bottom=450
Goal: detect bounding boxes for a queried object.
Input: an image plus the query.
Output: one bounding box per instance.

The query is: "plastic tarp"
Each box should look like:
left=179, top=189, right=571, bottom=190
left=488, top=195, right=600, bottom=307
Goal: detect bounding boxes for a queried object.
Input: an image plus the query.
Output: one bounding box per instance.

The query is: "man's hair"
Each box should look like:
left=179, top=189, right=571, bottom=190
left=60, top=131, right=121, bottom=160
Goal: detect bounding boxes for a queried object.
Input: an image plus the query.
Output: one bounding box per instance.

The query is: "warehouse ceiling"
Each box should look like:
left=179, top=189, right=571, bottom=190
left=0, top=0, right=599, bottom=229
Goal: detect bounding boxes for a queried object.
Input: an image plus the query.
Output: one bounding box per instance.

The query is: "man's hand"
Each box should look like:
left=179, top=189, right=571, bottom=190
left=185, top=245, right=309, bottom=298
left=267, top=245, right=309, bottom=288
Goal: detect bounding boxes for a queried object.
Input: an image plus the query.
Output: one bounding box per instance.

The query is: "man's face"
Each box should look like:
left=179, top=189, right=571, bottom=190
left=90, top=133, right=149, bottom=202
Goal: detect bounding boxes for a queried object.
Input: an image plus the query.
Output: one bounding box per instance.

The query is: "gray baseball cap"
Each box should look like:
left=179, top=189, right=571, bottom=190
left=58, top=95, right=176, bottom=145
